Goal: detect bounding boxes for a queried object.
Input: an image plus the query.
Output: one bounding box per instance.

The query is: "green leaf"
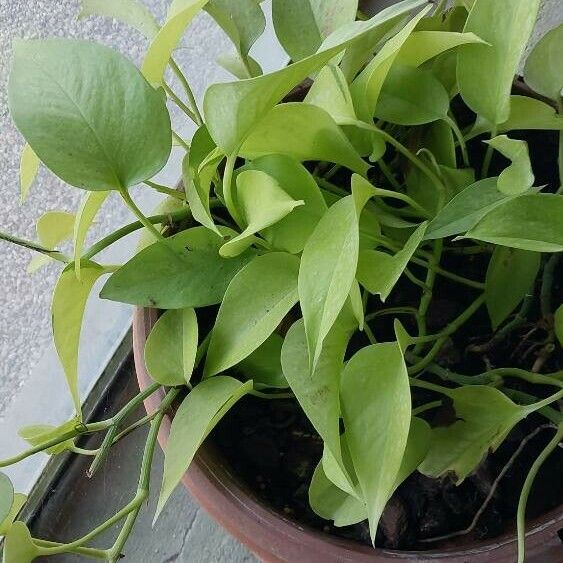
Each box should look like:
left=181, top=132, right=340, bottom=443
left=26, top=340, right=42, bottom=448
left=281, top=314, right=358, bottom=496
left=457, top=0, right=541, bottom=124
left=19, top=143, right=39, bottom=203
left=396, top=30, right=486, bottom=67
left=425, top=177, right=509, bottom=240
left=216, top=52, right=262, bottom=79
left=374, top=64, right=449, bottom=126
left=299, top=183, right=369, bottom=370
left=220, top=170, right=304, bottom=257
left=244, top=155, right=327, bottom=254
left=357, top=222, right=427, bottom=301
left=53, top=263, right=106, bottom=414
left=272, top=0, right=358, bottom=61
left=485, top=247, right=540, bottom=329
left=142, top=0, right=209, bottom=85
left=350, top=5, right=431, bottom=120
left=78, top=0, right=159, bottom=39
left=554, top=304, right=563, bottom=347
left=340, top=342, right=411, bottom=542
left=309, top=459, right=366, bottom=527
left=73, top=191, right=110, bottom=279
left=484, top=135, right=534, bottom=195
left=182, top=126, right=222, bottom=237
left=304, top=64, right=357, bottom=124
left=468, top=96, right=563, bottom=139
left=203, top=0, right=428, bottom=154
left=309, top=416, right=431, bottom=528
left=100, top=230, right=253, bottom=308
left=205, top=253, right=300, bottom=377
left=156, top=377, right=252, bottom=517
left=144, top=308, right=198, bottom=386
left=524, top=24, right=563, bottom=101
left=419, top=386, right=528, bottom=482
left=0, top=494, right=26, bottom=537
left=18, top=418, right=80, bottom=455
left=36, top=211, right=74, bottom=249
left=239, top=103, right=369, bottom=177
left=465, top=194, right=563, bottom=252
left=235, top=334, right=288, bottom=389
left=2, top=522, right=39, bottom=563
left=9, top=39, right=171, bottom=191
left=0, top=473, right=14, bottom=526
left=206, top=0, right=265, bottom=78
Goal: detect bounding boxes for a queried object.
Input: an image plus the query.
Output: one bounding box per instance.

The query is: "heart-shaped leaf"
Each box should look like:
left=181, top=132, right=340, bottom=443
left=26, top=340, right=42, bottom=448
left=484, top=135, right=534, bottom=195
left=144, top=308, right=198, bottom=386
left=206, top=0, right=265, bottom=78
left=524, top=24, right=563, bottom=102
left=272, top=0, right=359, bottom=61
left=485, top=247, right=541, bottom=329
left=36, top=211, right=75, bottom=250
left=9, top=39, right=171, bottom=191
left=101, top=230, right=253, bottom=308
left=239, top=103, right=369, bottom=177
left=53, top=262, right=106, bottom=414
left=340, top=342, right=412, bottom=543
left=457, top=0, right=541, bottom=124
left=205, top=252, right=300, bottom=377
left=465, top=194, right=563, bottom=252
left=142, top=0, right=209, bottom=85
left=419, top=386, right=529, bottom=482
left=156, top=377, right=252, bottom=518
left=220, top=170, right=304, bottom=257
left=19, top=143, right=39, bottom=203
left=243, top=154, right=327, bottom=254
left=18, top=417, right=80, bottom=455
left=2, top=522, right=39, bottom=563
left=0, top=493, right=26, bottom=537
left=396, top=30, right=486, bottom=67
left=357, top=222, right=427, bottom=301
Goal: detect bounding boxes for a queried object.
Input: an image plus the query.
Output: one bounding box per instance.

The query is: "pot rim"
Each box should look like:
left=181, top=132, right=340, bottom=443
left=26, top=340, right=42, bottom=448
left=133, top=307, right=563, bottom=562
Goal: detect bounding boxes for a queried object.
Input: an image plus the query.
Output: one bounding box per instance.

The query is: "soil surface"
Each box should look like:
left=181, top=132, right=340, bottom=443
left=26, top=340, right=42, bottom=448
left=209, top=100, right=563, bottom=550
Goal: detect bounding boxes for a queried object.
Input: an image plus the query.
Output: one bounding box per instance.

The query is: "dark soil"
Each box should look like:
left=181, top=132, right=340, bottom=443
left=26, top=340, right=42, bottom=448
left=208, top=92, right=563, bottom=550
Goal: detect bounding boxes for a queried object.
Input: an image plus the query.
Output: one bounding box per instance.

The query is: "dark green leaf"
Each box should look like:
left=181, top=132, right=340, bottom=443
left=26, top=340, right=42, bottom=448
left=465, top=194, right=563, bottom=252
left=9, top=39, right=171, bottom=191
left=340, top=342, right=411, bottom=542
left=205, top=252, right=300, bottom=377
left=485, top=247, right=540, bottom=329
left=419, top=386, right=529, bottom=482
left=144, top=308, right=198, bottom=386
left=457, top=0, right=541, bottom=124
left=101, top=230, right=253, bottom=308
left=235, top=334, right=288, bottom=389
left=524, top=24, right=563, bottom=101
left=555, top=304, right=563, bottom=347
left=156, top=377, right=252, bottom=517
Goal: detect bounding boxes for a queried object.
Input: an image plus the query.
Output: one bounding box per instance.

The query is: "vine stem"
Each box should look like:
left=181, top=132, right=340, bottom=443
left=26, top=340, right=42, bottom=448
left=163, top=81, right=198, bottom=124
left=119, top=189, right=165, bottom=242
left=170, top=58, right=203, bottom=126
left=0, top=231, right=69, bottom=263
left=516, top=424, right=563, bottom=563
left=481, top=126, right=498, bottom=178
left=143, top=180, right=185, bottom=200
left=444, top=115, right=470, bottom=168
left=222, top=153, right=242, bottom=225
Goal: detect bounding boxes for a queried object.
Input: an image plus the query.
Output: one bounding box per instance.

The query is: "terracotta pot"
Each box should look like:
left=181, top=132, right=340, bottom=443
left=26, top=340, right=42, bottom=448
left=133, top=307, right=563, bottom=562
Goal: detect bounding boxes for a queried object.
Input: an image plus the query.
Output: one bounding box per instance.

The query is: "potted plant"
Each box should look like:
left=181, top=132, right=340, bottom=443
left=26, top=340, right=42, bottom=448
left=1, top=0, right=562, bottom=561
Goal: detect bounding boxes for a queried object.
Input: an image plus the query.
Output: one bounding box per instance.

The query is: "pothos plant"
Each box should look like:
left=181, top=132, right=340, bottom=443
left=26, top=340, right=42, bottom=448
left=1, top=0, right=563, bottom=561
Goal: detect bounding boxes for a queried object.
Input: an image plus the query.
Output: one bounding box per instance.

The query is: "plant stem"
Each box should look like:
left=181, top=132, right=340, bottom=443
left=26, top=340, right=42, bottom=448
left=445, top=115, right=470, bottom=168
left=0, top=230, right=70, bottom=263
left=87, top=383, right=162, bottom=477
left=540, top=254, right=561, bottom=318
left=170, top=58, right=203, bottom=126
left=119, top=189, right=165, bottom=242
left=414, top=240, right=443, bottom=353
left=365, top=307, right=418, bottom=322
left=378, top=159, right=403, bottom=192
left=172, top=131, right=190, bottom=151
left=412, top=400, right=442, bottom=416
left=249, top=390, right=295, bottom=400
left=163, top=81, right=198, bottom=124
left=369, top=186, right=432, bottom=219
left=82, top=208, right=191, bottom=261
left=409, top=377, right=451, bottom=395
left=516, top=424, right=563, bottom=563
left=222, top=153, right=241, bottom=225
left=143, top=180, right=185, bottom=200
left=481, top=127, right=498, bottom=178
left=503, top=389, right=562, bottom=424
left=33, top=539, right=108, bottom=559
left=364, top=322, right=378, bottom=344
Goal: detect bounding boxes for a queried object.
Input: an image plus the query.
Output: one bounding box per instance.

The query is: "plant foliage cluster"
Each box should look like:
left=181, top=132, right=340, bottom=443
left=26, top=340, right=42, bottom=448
left=1, top=0, right=563, bottom=561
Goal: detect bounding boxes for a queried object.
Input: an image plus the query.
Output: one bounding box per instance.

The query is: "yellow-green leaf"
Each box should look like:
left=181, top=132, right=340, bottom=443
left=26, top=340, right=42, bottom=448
left=19, top=143, right=39, bottom=203
left=0, top=494, right=26, bottom=537
left=2, top=522, right=39, bottom=563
